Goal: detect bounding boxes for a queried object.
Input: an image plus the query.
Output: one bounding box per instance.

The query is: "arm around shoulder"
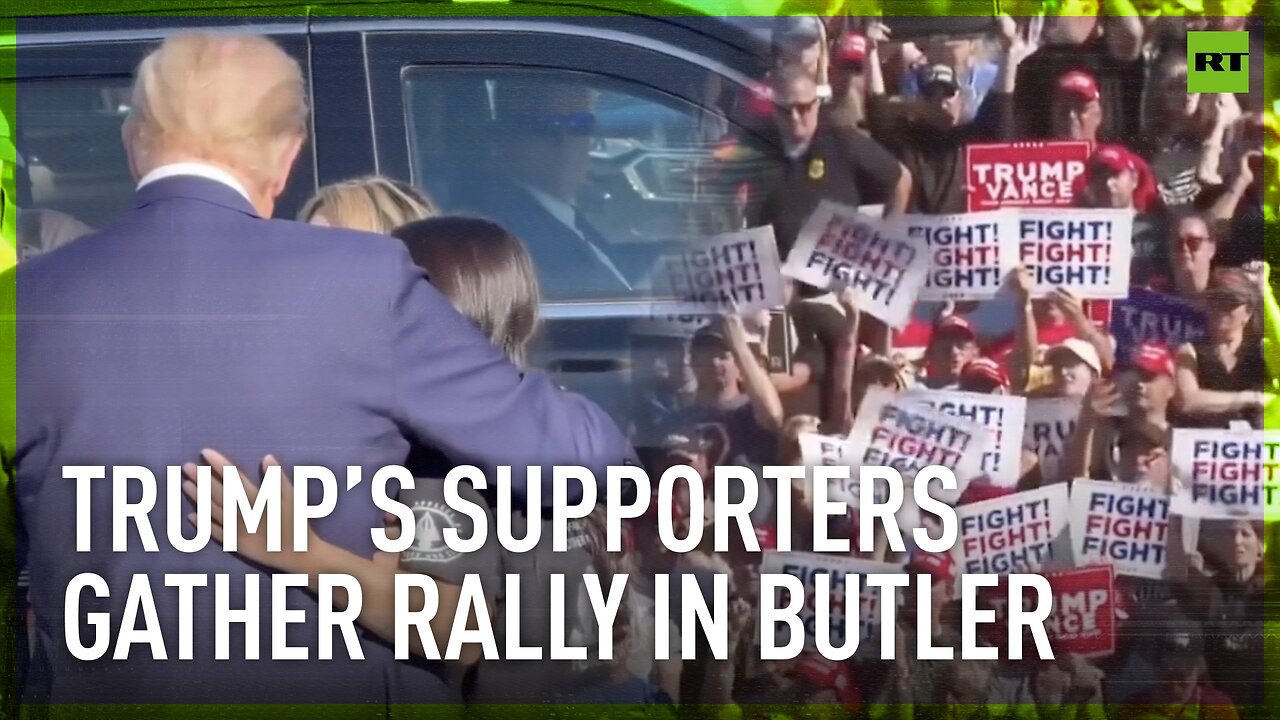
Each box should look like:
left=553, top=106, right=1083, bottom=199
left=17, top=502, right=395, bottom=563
left=384, top=248, right=635, bottom=502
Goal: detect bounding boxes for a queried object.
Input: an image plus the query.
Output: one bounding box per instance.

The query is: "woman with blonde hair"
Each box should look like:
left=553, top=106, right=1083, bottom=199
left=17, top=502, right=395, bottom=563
left=298, top=175, right=438, bottom=233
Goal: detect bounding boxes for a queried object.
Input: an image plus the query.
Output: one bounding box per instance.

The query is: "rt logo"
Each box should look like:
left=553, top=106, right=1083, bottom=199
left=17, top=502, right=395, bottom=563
left=1187, top=31, right=1250, bottom=94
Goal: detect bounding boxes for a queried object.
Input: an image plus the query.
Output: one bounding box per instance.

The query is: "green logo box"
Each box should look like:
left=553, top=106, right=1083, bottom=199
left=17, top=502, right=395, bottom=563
left=1187, top=31, right=1250, bottom=93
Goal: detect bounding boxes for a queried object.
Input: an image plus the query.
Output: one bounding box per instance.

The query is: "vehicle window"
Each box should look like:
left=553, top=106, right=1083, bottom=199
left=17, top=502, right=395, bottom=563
left=10, top=72, right=315, bottom=262
left=12, top=76, right=135, bottom=258
left=401, top=66, right=775, bottom=303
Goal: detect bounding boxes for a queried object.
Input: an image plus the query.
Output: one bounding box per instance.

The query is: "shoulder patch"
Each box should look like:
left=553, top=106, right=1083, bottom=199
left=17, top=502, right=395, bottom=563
left=403, top=500, right=465, bottom=564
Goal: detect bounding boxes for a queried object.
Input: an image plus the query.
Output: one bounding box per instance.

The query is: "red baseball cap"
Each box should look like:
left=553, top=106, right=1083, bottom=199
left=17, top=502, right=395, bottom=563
left=906, top=550, right=956, bottom=583
left=1088, top=144, right=1137, bottom=175
left=957, top=479, right=1014, bottom=506
left=835, top=33, right=868, bottom=64
left=933, top=314, right=976, bottom=343
left=960, top=357, right=1010, bottom=392
left=1056, top=70, right=1100, bottom=103
left=1127, top=342, right=1175, bottom=378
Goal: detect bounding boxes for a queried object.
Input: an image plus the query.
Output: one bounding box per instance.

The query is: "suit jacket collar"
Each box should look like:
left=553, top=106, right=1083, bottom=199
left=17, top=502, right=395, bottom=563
left=134, top=174, right=260, bottom=218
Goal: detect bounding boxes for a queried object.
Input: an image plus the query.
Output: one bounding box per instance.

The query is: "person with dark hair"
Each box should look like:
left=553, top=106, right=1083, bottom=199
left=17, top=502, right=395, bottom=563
left=1166, top=518, right=1265, bottom=710
left=1174, top=267, right=1268, bottom=428
left=187, top=214, right=646, bottom=706
left=395, top=216, right=541, bottom=369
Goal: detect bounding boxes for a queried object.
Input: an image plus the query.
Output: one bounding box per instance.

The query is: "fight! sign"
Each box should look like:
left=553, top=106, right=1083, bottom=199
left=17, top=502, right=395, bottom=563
left=1016, top=208, right=1133, bottom=299
left=1070, top=479, right=1169, bottom=580
left=966, top=141, right=1092, bottom=212
left=659, top=226, right=785, bottom=315
left=782, top=200, right=928, bottom=328
left=761, top=551, right=902, bottom=658
left=954, top=484, right=1069, bottom=575
left=901, top=211, right=1019, bottom=302
left=1170, top=429, right=1280, bottom=520
left=901, top=390, right=1027, bottom=488
left=845, top=386, right=990, bottom=500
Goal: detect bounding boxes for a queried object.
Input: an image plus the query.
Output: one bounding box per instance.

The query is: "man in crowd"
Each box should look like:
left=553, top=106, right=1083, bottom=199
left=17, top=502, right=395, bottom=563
left=920, top=315, right=981, bottom=390
left=468, top=77, right=632, bottom=298
left=3, top=33, right=633, bottom=707
left=1051, top=70, right=1104, bottom=143
left=867, top=15, right=1035, bottom=215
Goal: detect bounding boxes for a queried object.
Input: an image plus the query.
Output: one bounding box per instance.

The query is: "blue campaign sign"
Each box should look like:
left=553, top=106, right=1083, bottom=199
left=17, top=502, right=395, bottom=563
left=1110, top=288, right=1206, bottom=356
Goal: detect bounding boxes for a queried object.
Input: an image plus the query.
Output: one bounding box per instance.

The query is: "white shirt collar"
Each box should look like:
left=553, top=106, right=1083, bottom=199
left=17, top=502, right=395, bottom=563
left=137, top=163, right=253, bottom=204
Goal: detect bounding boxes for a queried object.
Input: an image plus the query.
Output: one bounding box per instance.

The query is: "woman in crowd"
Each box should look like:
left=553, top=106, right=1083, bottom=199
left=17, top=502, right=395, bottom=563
left=1174, top=267, right=1268, bottom=428
left=185, top=195, right=652, bottom=704
left=1169, top=519, right=1267, bottom=709
left=298, top=174, right=438, bottom=232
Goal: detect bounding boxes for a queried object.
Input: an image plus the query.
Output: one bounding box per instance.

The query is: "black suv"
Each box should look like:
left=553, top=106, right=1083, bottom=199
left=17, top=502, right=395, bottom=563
left=6, top=5, right=788, bottom=445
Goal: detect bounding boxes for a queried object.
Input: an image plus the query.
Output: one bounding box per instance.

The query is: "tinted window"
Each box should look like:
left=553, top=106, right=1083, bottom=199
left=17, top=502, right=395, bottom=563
left=13, top=76, right=135, bottom=254
left=401, top=66, right=774, bottom=303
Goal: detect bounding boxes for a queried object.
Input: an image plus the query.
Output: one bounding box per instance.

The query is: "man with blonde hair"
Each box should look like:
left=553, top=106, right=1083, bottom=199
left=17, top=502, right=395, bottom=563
left=4, top=33, right=632, bottom=709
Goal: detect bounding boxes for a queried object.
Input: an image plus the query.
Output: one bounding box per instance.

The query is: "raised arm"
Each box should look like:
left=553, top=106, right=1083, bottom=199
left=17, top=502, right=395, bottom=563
left=183, top=452, right=495, bottom=665
left=825, top=288, right=862, bottom=434
left=385, top=249, right=634, bottom=503
left=723, top=311, right=785, bottom=432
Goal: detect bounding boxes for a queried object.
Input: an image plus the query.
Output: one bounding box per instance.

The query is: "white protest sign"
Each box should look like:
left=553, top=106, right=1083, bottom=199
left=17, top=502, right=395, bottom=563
left=899, top=210, right=1020, bottom=302
left=1070, top=479, right=1170, bottom=580
left=1023, top=398, right=1083, bottom=485
left=900, top=389, right=1027, bottom=488
left=1016, top=208, right=1133, bottom=299
left=955, top=484, right=1070, bottom=574
left=761, top=551, right=902, bottom=658
left=659, top=225, right=785, bottom=315
left=782, top=200, right=927, bottom=329
left=631, top=312, right=713, bottom=338
left=1170, top=429, right=1280, bottom=520
left=798, top=432, right=922, bottom=531
left=845, top=385, right=990, bottom=503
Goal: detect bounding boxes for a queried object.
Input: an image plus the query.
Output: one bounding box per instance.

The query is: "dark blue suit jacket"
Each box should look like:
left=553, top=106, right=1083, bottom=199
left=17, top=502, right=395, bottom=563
left=5, top=176, right=632, bottom=707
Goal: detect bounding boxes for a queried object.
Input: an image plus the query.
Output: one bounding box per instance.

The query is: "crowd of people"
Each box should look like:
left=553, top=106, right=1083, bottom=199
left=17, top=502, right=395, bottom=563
left=3, top=8, right=1276, bottom=720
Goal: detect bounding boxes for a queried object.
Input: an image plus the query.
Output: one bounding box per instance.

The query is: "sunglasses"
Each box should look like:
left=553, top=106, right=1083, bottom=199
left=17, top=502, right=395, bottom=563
left=774, top=98, right=820, bottom=117
left=526, top=112, right=596, bottom=137
left=1176, top=233, right=1210, bottom=252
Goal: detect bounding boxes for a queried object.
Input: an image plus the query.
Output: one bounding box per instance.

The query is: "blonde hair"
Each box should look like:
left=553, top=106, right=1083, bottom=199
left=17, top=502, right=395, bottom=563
left=125, top=34, right=307, bottom=184
left=299, top=176, right=438, bottom=235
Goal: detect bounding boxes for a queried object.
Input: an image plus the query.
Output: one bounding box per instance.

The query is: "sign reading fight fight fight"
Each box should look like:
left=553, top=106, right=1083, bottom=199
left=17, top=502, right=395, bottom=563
left=900, top=390, right=1026, bottom=488
left=901, top=211, right=1019, bottom=302
left=954, top=484, right=1069, bottom=575
left=1070, top=479, right=1169, bottom=580
left=783, top=200, right=928, bottom=328
left=1016, top=208, right=1133, bottom=299
left=845, top=386, right=990, bottom=502
left=659, top=226, right=785, bottom=314
left=965, top=141, right=1091, bottom=212
left=1171, top=429, right=1280, bottom=519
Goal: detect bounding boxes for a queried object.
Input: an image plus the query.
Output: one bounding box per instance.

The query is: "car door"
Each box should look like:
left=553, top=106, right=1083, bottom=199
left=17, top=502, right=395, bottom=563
left=319, top=15, right=779, bottom=444
left=5, top=15, right=316, bottom=260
